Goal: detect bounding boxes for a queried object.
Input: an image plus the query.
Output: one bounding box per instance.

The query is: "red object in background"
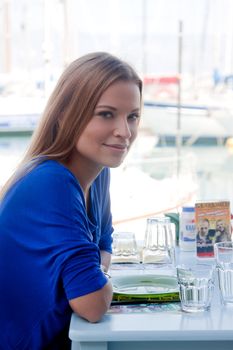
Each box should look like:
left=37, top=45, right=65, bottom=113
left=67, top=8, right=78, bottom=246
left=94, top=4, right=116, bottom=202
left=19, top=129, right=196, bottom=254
left=143, top=76, right=180, bottom=85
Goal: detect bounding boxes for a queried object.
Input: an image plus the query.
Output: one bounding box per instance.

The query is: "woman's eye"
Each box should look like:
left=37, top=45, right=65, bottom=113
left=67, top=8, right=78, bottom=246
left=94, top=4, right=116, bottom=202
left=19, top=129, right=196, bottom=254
left=128, top=113, right=140, bottom=121
left=98, top=111, right=113, bottom=119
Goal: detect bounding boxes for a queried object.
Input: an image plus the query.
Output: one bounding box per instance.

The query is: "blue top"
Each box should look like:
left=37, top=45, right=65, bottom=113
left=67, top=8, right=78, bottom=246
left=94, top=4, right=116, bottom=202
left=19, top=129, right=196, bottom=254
left=0, top=160, right=113, bottom=349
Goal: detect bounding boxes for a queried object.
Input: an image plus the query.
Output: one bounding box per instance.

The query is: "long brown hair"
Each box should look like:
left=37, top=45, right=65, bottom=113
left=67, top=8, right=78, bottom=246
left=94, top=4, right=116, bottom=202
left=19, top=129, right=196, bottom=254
left=0, top=52, right=142, bottom=199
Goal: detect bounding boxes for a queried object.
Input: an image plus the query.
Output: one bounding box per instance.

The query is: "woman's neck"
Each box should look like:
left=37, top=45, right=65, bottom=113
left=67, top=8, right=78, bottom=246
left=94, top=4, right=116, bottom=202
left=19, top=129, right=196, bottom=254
left=61, top=154, right=103, bottom=195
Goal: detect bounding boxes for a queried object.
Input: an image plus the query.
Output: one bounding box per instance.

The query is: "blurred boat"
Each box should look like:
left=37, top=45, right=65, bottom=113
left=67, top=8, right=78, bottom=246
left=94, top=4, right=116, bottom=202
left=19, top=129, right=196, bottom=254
left=0, top=97, right=45, bottom=135
left=142, top=101, right=233, bottom=146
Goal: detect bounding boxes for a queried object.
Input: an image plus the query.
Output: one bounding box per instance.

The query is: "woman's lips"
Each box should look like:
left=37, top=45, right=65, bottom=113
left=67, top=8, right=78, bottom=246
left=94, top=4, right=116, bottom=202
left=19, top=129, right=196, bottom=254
left=103, top=143, right=129, bottom=151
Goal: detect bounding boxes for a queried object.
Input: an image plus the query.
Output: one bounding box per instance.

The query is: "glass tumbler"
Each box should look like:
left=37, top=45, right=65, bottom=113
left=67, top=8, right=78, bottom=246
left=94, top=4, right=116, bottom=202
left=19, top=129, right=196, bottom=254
left=142, top=217, right=175, bottom=265
left=215, top=241, right=233, bottom=305
left=176, top=263, right=214, bottom=313
left=111, top=231, right=140, bottom=263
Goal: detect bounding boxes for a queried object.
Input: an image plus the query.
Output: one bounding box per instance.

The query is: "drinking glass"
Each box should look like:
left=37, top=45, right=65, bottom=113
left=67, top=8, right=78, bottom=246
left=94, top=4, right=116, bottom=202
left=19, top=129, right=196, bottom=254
left=176, top=263, right=214, bottom=313
left=111, top=232, right=140, bottom=263
left=142, top=217, right=175, bottom=265
left=214, top=241, right=233, bottom=305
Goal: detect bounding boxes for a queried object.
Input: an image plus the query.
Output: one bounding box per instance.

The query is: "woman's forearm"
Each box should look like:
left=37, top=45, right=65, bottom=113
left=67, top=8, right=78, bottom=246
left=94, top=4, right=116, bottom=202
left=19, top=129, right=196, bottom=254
left=100, top=250, right=111, bottom=272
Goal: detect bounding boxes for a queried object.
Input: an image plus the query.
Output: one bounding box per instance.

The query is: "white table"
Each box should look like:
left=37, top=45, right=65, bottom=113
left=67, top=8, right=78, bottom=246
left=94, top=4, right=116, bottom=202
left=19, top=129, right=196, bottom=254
left=69, top=251, right=233, bottom=350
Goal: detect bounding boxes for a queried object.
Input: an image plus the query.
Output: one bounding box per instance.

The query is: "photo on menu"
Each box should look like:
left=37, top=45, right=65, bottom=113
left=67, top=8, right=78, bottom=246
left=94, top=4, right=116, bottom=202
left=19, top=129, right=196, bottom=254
left=195, top=201, right=231, bottom=258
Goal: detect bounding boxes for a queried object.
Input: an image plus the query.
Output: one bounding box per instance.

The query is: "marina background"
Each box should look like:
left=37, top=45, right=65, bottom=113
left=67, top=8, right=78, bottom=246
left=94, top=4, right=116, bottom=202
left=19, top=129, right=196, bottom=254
left=1, top=0, right=233, bottom=236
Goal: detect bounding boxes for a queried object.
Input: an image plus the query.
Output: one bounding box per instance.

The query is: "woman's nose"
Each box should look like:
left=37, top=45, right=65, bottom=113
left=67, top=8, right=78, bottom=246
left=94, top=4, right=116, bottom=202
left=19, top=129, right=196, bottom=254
left=113, top=118, right=132, bottom=138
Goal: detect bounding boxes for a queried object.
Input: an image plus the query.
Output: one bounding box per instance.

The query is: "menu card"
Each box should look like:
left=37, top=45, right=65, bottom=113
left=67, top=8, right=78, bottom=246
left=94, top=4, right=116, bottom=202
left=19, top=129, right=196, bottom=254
left=195, top=200, right=231, bottom=258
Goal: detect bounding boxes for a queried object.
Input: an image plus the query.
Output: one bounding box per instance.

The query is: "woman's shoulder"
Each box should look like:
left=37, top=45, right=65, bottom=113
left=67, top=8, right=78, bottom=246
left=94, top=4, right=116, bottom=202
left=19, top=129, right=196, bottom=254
left=29, top=160, right=76, bottom=184
left=35, top=159, right=73, bottom=175
left=17, top=160, right=81, bottom=199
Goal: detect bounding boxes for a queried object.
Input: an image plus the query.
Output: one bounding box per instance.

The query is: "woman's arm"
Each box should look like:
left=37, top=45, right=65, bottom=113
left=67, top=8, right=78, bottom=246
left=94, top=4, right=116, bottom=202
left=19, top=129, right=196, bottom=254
left=69, top=279, right=113, bottom=323
left=69, top=251, right=113, bottom=322
left=100, top=250, right=111, bottom=272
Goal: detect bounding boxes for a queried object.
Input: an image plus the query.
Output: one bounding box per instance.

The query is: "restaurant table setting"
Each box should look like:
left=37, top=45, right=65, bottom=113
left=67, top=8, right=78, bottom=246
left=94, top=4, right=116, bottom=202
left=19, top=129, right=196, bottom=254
left=111, top=217, right=179, bottom=305
left=69, top=213, right=233, bottom=350
left=110, top=216, right=233, bottom=312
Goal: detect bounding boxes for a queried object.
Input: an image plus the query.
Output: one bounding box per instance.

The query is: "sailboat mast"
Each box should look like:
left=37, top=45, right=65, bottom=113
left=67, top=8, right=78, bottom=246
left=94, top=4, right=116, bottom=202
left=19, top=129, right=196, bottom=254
left=141, top=0, right=147, bottom=76
left=176, top=20, right=183, bottom=177
left=3, top=0, right=11, bottom=73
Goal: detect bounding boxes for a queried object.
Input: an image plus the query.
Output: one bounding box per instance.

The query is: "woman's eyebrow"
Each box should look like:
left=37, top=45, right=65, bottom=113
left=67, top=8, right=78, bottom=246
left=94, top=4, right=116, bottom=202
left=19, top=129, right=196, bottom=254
left=95, top=106, right=140, bottom=112
left=95, top=105, right=117, bottom=110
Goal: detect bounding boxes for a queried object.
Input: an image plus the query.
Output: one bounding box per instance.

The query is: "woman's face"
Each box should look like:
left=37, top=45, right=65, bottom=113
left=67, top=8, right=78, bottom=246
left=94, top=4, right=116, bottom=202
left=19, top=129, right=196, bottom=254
left=75, top=80, right=141, bottom=169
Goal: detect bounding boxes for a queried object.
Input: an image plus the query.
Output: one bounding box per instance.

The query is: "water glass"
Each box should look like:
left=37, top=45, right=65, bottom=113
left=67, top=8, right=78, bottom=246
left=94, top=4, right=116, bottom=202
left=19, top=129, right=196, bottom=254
left=176, top=263, right=214, bottom=313
left=142, top=217, right=175, bottom=265
left=214, top=241, right=233, bottom=305
left=112, top=232, right=140, bottom=263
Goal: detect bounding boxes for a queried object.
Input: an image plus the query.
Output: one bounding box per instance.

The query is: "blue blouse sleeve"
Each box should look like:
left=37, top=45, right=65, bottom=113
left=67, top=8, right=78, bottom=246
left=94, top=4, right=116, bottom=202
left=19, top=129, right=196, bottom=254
left=13, top=163, right=108, bottom=300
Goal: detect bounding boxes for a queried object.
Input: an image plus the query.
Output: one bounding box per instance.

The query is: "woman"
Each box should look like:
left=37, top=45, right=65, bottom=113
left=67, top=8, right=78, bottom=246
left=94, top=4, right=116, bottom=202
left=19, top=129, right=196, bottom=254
left=0, top=52, right=142, bottom=349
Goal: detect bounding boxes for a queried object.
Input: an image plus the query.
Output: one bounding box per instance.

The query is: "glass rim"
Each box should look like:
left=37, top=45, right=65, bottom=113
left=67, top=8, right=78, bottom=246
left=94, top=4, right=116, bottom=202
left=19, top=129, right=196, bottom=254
left=112, top=231, right=136, bottom=237
left=147, top=216, right=171, bottom=222
left=176, top=263, right=214, bottom=271
left=214, top=242, right=233, bottom=248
